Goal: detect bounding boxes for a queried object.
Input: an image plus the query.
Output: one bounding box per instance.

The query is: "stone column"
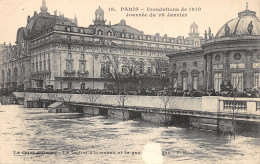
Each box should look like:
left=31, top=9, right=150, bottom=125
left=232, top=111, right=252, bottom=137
left=203, top=54, right=207, bottom=90
left=245, top=50, right=253, bottom=91
left=207, top=53, right=213, bottom=90
left=223, top=51, right=229, bottom=83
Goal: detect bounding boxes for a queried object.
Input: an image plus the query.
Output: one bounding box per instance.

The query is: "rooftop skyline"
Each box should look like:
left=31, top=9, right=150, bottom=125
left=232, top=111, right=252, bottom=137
left=0, top=0, right=259, bottom=44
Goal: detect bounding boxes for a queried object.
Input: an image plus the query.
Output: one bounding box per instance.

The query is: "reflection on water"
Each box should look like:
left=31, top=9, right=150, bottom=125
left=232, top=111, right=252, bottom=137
left=0, top=105, right=260, bottom=164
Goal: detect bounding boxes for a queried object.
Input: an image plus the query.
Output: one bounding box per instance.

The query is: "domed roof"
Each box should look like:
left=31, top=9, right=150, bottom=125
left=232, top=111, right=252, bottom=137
left=215, top=8, right=260, bottom=38
left=190, top=22, right=198, bottom=28
left=95, top=6, right=104, bottom=14
left=119, top=19, right=126, bottom=26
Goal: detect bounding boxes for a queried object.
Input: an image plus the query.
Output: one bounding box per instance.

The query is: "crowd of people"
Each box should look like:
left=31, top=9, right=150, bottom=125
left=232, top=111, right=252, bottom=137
left=1, top=85, right=259, bottom=98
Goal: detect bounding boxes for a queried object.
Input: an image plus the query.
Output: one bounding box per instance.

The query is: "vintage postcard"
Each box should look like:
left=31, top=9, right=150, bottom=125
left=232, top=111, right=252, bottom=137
left=0, top=0, right=260, bottom=163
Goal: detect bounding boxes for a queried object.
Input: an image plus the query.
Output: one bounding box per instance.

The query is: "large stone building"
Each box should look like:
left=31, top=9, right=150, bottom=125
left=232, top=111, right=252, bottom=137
left=0, top=0, right=202, bottom=90
left=168, top=5, right=260, bottom=92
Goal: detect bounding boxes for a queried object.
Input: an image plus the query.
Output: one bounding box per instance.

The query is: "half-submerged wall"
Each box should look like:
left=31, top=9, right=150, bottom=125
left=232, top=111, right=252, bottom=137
left=13, top=92, right=202, bottom=111
left=13, top=92, right=260, bottom=115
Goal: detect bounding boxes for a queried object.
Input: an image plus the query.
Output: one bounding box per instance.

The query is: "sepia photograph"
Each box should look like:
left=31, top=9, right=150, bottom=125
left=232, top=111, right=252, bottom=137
left=0, top=0, right=260, bottom=163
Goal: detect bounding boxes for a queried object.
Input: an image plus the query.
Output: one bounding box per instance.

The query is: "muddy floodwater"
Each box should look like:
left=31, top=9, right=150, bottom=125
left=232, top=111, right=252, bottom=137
left=0, top=105, right=260, bottom=164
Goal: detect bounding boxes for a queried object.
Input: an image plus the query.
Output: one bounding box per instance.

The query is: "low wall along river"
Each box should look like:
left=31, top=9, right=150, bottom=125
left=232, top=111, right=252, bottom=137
left=13, top=92, right=260, bottom=136
left=13, top=92, right=260, bottom=114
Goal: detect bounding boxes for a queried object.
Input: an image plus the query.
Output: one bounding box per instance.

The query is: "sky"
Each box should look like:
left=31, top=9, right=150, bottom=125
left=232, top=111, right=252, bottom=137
left=0, top=0, right=259, bottom=44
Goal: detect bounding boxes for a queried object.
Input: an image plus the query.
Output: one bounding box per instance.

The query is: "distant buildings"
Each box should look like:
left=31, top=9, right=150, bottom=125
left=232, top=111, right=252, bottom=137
left=0, top=0, right=203, bottom=90
left=167, top=5, right=260, bottom=92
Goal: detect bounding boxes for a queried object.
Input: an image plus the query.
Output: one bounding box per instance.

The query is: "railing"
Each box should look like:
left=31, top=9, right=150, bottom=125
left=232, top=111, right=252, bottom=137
left=219, top=98, right=260, bottom=114
left=257, top=102, right=260, bottom=111
left=77, top=70, right=89, bottom=77
left=64, top=70, right=76, bottom=76
left=223, top=100, right=247, bottom=111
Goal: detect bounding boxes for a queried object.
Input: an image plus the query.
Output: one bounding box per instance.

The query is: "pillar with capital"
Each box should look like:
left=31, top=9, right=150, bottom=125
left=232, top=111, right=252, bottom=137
left=245, top=50, right=253, bottom=91
left=203, top=54, right=207, bottom=90
left=207, top=53, right=213, bottom=90
left=223, top=51, right=229, bottom=83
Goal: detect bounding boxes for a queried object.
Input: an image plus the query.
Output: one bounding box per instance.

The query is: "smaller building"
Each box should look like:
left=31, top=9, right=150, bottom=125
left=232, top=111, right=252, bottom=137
left=168, top=6, right=260, bottom=92
left=167, top=47, right=204, bottom=91
left=24, top=97, right=41, bottom=108
left=48, top=101, right=69, bottom=113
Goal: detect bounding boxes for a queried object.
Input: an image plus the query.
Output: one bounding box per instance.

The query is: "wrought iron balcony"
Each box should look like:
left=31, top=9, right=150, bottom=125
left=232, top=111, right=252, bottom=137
left=77, top=70, right=89, bottom=77
left=64, top=69, right=76, bottom=76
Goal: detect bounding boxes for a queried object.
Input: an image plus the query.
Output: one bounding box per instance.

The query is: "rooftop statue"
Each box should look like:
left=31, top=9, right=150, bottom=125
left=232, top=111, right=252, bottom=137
left=224, top=24, right=230, bottom=36
left=204, top=30, right=207, bottom=40
left=208, top=28, right=212, bottom=39
left=247, top=21, right=253, bottom=35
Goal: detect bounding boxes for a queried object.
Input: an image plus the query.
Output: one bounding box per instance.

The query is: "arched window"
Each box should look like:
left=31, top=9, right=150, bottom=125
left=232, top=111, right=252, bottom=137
left=139, top=65, right=144, bottom=74
left=65, top=26, right=71, bottom=32
left=193, top=61, right=198, bottom=67
left=107, top=31, right=112, bottom=36
left=139, top=61, right=144, bottom=74
left=97, top=30, right=103, bottom=35
left=80, top=62, right=85, bottom=72
left=146, top=61, right=152, bottom=75
left=79, top=28, right=84, bottom=33
left=182, top=76, right=188, bottom=90
left=36, top=62, right=38, bottom=72
left=68, top=82, right=72, bottom=89
left=254, top=73, right=260, bottom=88
left=121, top=33, right=125, bottom=38
left=214, top=73, right=222, bottom=92
left=121, top=65, right=125, bottom=73
left=106, top=65, right=110, bottom=73
left=81, top=54, right=85, bottom=59
left=67, top=61, right=73, bottom=70
left=155, top=61, right=160, bottom=74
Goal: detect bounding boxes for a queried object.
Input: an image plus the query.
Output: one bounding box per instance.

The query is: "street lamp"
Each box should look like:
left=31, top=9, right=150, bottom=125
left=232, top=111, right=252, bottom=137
left=92, top=49, right=95, bottom=89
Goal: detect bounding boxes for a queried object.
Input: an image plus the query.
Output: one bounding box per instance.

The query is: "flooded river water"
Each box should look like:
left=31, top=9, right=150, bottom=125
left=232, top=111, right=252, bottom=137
left=0, top=105, right=260, bottom=164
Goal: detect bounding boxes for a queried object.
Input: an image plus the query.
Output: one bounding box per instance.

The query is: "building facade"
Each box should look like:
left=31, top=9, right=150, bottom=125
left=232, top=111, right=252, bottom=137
left=168, top=6, right=260, bottom=92
left=0, top=0, right=202, bottom=90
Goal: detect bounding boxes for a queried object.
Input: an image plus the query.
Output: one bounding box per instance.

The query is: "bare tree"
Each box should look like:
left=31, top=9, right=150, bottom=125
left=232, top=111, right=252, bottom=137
left=61, top=94, right=73, bottom=112
left=31, top=93, right=43, bottom=108
left=107, top=58, right=136, bottom=91
left=85, top=94, right=100, bottom=116
left=46, top=93, right=57, bottom=107
left=47, top=93, right=57, bottom=101
left=168, top=62, right=183, bottom=89
left=116, top=95, right=128, bottom=121
left=23, top=92, right=30, bottom=99
left=160, top=96, right=172, bottom=125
